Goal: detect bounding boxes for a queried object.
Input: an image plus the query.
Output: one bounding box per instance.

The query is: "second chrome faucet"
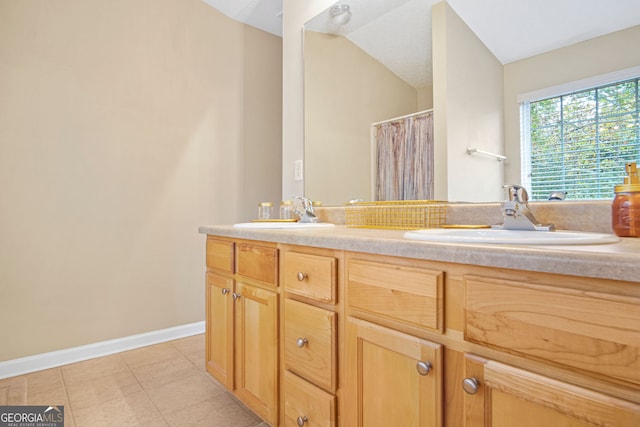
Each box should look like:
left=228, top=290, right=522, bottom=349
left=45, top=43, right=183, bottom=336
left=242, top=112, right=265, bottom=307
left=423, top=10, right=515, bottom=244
left=292, top=196, right=319, bottom=223
left=492, top=185, right=555, bottom=231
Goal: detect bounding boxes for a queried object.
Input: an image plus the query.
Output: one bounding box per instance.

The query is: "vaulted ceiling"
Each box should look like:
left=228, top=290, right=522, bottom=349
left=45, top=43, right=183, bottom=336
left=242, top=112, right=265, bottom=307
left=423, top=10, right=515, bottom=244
left=202, top=0, right=640, bottom=87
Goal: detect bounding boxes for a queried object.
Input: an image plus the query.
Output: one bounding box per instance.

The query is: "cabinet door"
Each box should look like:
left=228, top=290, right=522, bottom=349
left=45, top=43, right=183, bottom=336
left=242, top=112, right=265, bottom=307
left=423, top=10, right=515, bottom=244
left=234, top=282, right=279, bottom=426
left=205, top=272, right=234, bottom=389
left=462, top=356, right=640, bottom=427
left=346, top=317, right=443, bottom=427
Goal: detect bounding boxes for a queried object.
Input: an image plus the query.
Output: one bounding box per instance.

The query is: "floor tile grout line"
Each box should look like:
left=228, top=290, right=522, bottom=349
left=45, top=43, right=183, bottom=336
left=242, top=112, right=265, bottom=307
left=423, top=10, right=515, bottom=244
left=168, top=339, right=226, bottom=389
left=6, top=374, right=27, bottom=405
left=122, top=339, right=228, bottom=426
left=62, top=352, right=167, bottom=427
left=120, top=348, right=171, bottom=427
left=168, top=339, right=269, bottom=426
left=58, top=366, right=77, bottom=426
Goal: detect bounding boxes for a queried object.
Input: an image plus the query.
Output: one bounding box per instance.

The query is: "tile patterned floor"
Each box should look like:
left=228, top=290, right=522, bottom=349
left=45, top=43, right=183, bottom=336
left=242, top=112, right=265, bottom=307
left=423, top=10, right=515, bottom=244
left=0, top=334, right=270, bottom=427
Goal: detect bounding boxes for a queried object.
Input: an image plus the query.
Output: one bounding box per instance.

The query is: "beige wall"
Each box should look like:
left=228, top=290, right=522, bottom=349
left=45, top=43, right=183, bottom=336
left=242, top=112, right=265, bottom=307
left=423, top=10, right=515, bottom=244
left=0, top=0, right=282, bottom=360
left=432, top=2, right=504, bottom=202
left=503, top=25, right=640, bottom=185
left=304, top=31, right=419, bottom=205
left=242, top=26, right=284, bottom=214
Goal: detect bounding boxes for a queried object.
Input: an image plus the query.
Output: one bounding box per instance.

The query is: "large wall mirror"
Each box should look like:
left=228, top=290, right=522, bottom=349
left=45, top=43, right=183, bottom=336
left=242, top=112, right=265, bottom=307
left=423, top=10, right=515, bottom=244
left=303, top=0, right=435, bottom=206
left=302, top=0, right=640, bottom=206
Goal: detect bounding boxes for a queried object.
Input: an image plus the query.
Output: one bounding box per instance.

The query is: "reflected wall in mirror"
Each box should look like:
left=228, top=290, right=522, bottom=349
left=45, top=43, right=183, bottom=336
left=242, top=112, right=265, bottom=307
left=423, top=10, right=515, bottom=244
left=304, top=0, right=434, bottom=206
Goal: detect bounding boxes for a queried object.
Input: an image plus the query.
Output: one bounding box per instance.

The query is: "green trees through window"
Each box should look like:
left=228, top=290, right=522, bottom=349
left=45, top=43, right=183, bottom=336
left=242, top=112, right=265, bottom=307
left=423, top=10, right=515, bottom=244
left=523, top=79, right=640, bottom=200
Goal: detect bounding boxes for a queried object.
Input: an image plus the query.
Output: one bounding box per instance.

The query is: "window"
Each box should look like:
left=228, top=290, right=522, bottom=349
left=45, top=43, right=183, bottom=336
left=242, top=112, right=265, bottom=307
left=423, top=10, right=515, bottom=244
left=521, top=78, right=640, bottom=200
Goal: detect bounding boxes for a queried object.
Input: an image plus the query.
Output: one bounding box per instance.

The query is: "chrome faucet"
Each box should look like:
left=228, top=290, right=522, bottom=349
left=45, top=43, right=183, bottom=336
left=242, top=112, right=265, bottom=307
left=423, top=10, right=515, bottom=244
left=492, top=185, right=554, bottom=231
left=548, top=190, right=567, bottom=201
left=292, top=196, right=319, bottom=223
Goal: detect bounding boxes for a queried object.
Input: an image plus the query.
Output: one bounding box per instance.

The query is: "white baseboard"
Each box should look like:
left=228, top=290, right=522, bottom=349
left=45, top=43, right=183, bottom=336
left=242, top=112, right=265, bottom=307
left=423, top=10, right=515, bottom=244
left=0, top=321, right=205, bottom=380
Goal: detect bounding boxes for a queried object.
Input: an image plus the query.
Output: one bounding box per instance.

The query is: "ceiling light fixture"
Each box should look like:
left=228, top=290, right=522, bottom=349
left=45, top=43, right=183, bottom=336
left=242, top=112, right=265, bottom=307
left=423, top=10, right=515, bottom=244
left=329, top=4, right=351, bottom=26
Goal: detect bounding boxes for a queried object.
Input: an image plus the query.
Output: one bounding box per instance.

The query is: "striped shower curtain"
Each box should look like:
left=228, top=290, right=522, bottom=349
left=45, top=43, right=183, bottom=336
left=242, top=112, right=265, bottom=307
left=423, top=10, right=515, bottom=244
left=375, top=111, right=434, bottom=201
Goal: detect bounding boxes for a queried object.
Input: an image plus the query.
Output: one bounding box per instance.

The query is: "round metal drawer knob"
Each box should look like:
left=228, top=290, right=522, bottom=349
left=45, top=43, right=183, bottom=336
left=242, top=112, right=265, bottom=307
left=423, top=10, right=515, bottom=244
left=462, top=377, right=479, bottom=394
left=297, top=272, right=308, bottom=281
left=296, top=337, right=309, bottom=348
left=221, top=288, right=230, bottom=295
left=416, top=361, right=432, bottom=376
left=296, top=416, right=308, bottom=426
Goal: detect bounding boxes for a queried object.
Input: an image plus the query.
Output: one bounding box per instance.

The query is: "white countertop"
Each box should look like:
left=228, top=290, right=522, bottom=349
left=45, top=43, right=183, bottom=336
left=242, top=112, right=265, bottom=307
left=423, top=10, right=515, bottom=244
left=198, top=225, right=640, bottom=284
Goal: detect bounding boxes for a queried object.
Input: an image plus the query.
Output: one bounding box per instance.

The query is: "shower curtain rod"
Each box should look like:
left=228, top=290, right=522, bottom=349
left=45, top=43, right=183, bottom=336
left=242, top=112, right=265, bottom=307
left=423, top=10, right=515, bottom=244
left=372, top=109, right=434, bottom=127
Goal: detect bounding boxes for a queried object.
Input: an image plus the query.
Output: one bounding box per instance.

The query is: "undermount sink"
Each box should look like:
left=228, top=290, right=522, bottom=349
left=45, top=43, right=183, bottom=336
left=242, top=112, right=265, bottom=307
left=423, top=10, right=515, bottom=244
left=403, top=228, right=621, bottom=245
left=233, top=222, right=335, bottom=229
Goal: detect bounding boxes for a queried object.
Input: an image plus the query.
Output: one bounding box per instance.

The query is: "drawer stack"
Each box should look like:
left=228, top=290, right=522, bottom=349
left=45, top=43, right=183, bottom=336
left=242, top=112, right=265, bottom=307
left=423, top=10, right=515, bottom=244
left=282, top=249, right=339, bottom=427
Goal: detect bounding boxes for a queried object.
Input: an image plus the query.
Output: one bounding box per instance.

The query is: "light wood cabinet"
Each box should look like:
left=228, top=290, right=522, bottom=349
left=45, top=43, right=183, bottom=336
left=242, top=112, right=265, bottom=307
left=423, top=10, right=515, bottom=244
left=237, top=242, right=279, bottom=286
left=205, top=272, right=234, bottom=389
left=283, top=251, right=337, bottom=303
left=346, top=258, right=443, bottom=333
left=205, top=237, right=279, bottom=426
left=458, top=274, right=640, bottom=427
left=345, top=317, right=443, bottom=427
left=204, top=234, right=640, bottom=427
left=206, top=238, right=234, bottom=273
left=343, top=252, right=639, bottom=427
left=282, top=247, right=340, bottom=427
left=234, top=281, right=278, bottom=424
left=284, top=298, right=336, bottom=392
left=464, top=274, right=640, bottom=385
left=462, top=355, right=640, bottom=427
left=345, top=256, right=444, bottom=427
left=284, top=371, right=336, bottom=427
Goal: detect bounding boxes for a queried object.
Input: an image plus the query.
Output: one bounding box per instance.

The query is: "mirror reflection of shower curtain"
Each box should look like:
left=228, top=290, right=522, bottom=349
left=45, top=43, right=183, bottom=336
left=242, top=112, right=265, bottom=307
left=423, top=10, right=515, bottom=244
left=375, top=111, right=434, bottom=200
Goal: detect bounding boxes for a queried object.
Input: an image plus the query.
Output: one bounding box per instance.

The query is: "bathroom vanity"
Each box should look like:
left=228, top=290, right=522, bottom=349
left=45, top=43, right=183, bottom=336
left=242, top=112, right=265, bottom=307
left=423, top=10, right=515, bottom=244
left=199, top=223, right=640, bottom=427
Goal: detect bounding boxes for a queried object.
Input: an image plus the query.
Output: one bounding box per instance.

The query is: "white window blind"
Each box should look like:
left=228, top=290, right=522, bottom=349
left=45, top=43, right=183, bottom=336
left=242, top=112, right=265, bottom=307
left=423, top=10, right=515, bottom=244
left=521, top=78, right=640, bottom=200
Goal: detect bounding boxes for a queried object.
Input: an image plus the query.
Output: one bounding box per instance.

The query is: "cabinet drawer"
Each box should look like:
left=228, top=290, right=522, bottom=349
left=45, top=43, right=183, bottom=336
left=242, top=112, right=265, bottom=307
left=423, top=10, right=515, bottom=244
left=284, top=299, right=337, bottom=392
left=284, top=371, right=336, bottom=427
left=236, top=242, right=278, bottom=286
left=464, top=275, right=640, bottom=386
left=206, top=238, right=234, bottom=273
left=347, top=259, right=444, bottom=332
left=283, top=252, right=337, bottom=303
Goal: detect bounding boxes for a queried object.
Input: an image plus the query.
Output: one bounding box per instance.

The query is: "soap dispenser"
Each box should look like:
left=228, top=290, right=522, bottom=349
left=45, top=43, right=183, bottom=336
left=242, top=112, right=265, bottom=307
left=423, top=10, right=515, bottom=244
left=612, top=162, right=640, bottom=237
